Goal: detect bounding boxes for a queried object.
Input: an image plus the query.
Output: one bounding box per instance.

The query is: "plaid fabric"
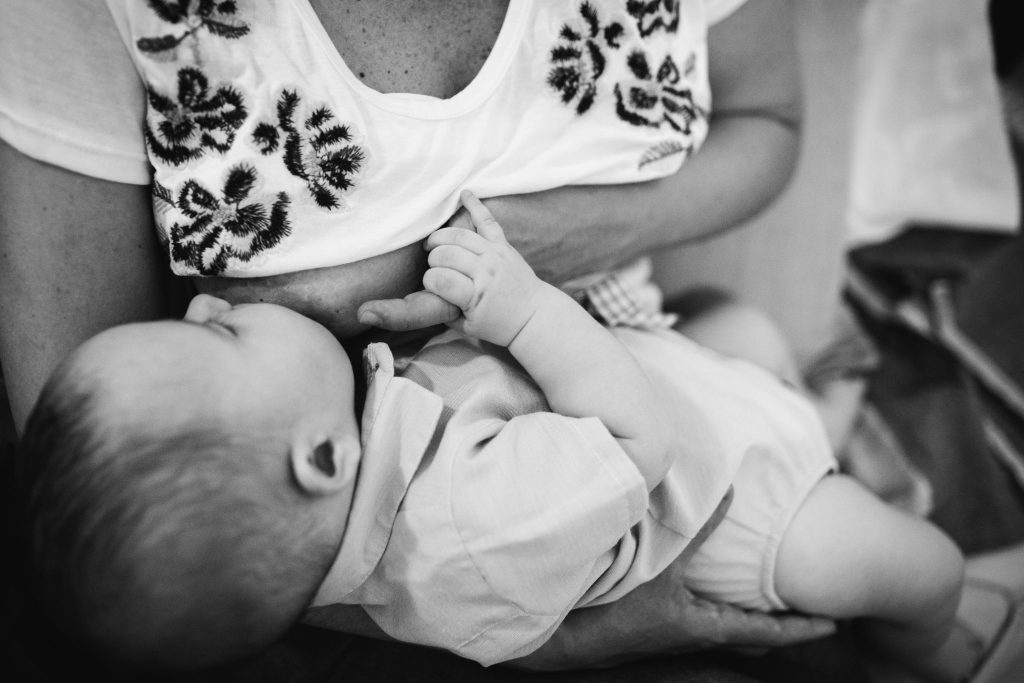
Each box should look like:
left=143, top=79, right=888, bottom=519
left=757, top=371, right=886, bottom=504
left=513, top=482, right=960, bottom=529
left=582, top=268, right=678, bottom=330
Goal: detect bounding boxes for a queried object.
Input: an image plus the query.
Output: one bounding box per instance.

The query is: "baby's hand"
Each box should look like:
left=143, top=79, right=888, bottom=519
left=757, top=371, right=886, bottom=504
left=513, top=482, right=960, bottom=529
left=424, top=191, right=544, bottom=346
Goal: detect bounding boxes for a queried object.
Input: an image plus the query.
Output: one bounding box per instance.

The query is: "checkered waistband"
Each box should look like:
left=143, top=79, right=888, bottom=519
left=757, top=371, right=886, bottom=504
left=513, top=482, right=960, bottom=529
left=582, top=268, right=678, bottom=330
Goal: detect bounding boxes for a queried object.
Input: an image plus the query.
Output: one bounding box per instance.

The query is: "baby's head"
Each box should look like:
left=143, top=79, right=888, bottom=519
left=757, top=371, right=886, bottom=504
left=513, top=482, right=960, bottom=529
left=17, top=295, right=363, bottom=673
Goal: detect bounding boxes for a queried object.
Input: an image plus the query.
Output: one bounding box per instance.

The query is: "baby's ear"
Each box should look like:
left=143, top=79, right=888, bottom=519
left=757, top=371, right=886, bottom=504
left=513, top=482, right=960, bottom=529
left=290, top=436, right=359, bottom=496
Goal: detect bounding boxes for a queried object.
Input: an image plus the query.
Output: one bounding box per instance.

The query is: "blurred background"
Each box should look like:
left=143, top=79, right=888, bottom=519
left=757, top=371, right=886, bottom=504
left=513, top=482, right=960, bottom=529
left=653, top=0, right=1019, bottom=364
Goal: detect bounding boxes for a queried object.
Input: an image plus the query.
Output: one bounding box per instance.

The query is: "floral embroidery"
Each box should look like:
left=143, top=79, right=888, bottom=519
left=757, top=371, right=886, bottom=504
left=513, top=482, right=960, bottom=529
left=614, top=52, right=701, bottom=134
left=637, top=140, right=689, bottom=170
left=548, top=1, right=702, bottom=140
left=152, top=180, right=177, bottom=225
left=145, top=67, right=247, bottom=165
left=253, top=91, right=366, bottom=210
left=137, top=0, right=249, bottom=62
left=166, top=165, right=291, bottom=276
left=547, top=2, right=626, bottom=115
left=626, top=0, right=679, bottom=37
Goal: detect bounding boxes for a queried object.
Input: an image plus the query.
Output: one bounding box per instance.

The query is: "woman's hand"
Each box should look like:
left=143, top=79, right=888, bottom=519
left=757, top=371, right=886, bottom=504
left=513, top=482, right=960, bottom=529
left=303, top=492, right=836, bottom=670
left=356, top=289, right=460, bottom=332
left=508, top=491, right=835, bottom=671
left=360, top=191, right=553, bottom=345
left=357, top=210, right=476, bottom=332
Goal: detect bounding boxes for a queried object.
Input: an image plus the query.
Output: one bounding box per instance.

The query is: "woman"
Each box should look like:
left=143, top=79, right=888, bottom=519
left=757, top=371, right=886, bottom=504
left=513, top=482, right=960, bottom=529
left=0, top=0, right=832, bottom=674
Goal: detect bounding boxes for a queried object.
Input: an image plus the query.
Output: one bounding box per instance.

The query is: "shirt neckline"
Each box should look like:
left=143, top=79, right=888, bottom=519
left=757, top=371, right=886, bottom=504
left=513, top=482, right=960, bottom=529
left=291, top=0, right=533, bottom=120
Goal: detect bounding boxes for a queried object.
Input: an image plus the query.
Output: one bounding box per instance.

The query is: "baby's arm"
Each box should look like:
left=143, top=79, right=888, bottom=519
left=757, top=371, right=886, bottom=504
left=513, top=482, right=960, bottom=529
left=420, top=191, right=672, bottom=489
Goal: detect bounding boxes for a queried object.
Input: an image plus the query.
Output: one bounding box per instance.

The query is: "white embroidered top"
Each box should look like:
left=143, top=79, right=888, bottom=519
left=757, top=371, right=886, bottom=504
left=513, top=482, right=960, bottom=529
left=1, top=0, right=747, bottom=279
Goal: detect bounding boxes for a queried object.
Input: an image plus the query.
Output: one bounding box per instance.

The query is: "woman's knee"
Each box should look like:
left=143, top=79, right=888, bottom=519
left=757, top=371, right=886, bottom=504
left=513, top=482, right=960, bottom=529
left=673, top=294, right=800, bottom=384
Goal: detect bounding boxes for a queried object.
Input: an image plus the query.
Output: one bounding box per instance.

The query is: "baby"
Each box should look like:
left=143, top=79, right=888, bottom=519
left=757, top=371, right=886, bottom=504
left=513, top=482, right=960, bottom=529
left=18, top=192, right=965, bottom=678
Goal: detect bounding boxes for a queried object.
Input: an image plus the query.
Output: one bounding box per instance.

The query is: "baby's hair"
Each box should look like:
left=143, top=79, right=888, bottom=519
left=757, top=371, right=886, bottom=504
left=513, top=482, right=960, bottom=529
left=16, top=356, right=339, bottom=673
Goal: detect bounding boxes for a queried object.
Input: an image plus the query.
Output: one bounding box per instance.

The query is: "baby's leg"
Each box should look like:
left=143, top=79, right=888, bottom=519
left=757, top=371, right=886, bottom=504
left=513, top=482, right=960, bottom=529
left=775, top=474, right=966, bottom=679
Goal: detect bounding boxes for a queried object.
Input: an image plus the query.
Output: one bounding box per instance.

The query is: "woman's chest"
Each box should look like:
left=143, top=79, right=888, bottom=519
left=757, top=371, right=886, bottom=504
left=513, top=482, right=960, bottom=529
left=193, top=240, right=426, bottom=339
left=309, top=0, right=510, bottom=98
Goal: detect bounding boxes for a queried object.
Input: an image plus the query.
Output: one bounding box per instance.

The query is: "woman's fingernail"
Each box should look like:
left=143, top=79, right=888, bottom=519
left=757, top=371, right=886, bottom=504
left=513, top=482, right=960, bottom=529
left=359, top=311, right=381, bottom=326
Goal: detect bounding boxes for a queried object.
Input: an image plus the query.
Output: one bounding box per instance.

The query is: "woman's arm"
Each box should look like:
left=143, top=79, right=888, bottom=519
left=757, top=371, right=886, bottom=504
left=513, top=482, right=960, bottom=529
left=492, top=0, right=802, bottom=282
left=509, top=492, right=834, bottom=671
left=303, top=493, right=836, bottom=670
left=0, top=141, right=167, bottom=433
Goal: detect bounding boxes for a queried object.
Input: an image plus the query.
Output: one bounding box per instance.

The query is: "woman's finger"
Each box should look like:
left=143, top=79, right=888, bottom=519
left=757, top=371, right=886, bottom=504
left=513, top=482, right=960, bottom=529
left=428, top=244, right=479, bottom=278
left=423, top=267, right=476, bottom=309
left=426, top=227, right=488, bottom=254
left=460, top=190, right=506, bottom=242
left=715, top=605, right=836, bottom=649
left=357, top=291, right=459, bottom=330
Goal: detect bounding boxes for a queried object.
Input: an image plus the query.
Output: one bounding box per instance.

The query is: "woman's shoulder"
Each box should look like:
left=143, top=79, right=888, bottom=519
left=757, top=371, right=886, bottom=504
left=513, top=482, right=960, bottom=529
left=0, top=0, right=150, bottom=184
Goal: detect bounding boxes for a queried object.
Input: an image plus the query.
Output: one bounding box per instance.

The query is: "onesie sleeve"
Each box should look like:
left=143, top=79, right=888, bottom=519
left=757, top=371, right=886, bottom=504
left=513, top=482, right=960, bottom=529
left=0, top=0, right=150, bottom=184
left=449, top=413, right=648, bottom=664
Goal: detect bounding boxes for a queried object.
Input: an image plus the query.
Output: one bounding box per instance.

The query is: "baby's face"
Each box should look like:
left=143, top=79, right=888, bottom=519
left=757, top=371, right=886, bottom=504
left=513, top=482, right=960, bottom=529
left=180, top=294, right=357, bottom=433
left=77, top=295, right=360, bottom=461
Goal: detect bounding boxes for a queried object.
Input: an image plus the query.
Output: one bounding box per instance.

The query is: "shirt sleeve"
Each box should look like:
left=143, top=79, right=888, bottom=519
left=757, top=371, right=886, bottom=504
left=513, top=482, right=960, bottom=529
left=0, top=0, right=150, bottom=185
left=448, top=413, right=648, bottom=662
left=705, top=0, right=750, bottom=26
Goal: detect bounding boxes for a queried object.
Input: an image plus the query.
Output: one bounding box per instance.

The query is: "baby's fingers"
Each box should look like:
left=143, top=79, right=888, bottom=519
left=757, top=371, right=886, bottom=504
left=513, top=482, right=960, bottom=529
left=423, top=267, right=476, bottom=310
left=460, top=190, right=506, bottom=243
left=428, top=244, right=479, bottom=278
left=426, top=227, right=488, bottom=254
